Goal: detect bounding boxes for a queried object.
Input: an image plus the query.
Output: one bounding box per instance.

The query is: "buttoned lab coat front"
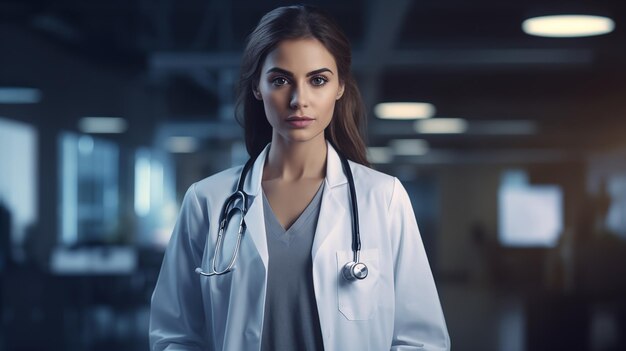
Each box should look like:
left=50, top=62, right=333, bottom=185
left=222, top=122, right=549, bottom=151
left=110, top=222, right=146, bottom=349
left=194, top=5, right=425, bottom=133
left=150, top=142, right=450, bottom=351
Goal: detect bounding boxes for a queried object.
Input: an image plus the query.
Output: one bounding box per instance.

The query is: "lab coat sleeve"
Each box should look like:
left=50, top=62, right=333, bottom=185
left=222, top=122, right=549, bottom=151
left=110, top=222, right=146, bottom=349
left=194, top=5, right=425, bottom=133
left=150, top=183, right=209, bottom=351
left=388, top=178, right=451, bottom=350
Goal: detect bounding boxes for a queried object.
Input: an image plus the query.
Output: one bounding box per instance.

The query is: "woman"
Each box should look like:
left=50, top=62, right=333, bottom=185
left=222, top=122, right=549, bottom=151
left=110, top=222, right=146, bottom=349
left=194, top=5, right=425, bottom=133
left=150, top=5, right=450, bottom=351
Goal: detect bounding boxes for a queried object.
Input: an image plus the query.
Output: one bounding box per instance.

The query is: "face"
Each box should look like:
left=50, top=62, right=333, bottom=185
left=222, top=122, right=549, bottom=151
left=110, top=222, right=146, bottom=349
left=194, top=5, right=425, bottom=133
left=255, top=38, right=345, bottom=145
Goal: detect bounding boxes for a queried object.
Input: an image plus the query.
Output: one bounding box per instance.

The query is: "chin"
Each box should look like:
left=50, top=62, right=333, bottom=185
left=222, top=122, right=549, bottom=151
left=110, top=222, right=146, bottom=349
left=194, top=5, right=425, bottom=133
left=277, top=130, right=325, bottom=144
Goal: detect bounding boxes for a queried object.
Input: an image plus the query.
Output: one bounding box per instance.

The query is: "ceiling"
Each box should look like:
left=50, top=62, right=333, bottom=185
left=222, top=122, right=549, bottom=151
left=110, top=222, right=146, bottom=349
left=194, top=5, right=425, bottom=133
left=1, top=0, right=626, bottom=161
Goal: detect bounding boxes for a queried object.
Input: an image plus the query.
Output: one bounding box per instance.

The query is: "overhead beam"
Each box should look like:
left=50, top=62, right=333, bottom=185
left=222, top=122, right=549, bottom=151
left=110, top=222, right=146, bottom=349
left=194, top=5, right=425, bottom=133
left=387, top=149, right=579, bottom=165
left=149, top=48, right=593, bottom=71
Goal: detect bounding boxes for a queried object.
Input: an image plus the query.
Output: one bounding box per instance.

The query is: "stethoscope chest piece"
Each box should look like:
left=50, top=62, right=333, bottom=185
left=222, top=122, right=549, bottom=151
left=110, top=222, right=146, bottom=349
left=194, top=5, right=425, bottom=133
left=342, top=261, right=368, bottom=280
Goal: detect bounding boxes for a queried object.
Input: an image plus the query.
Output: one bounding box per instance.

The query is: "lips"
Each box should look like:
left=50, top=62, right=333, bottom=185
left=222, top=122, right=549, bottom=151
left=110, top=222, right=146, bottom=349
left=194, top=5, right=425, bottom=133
left=286, top=115, right=315, bottom=128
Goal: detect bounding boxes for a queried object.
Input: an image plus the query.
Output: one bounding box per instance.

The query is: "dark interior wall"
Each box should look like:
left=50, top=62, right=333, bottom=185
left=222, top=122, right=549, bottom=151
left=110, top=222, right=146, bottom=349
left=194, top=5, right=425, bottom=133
left=435, top=160, right=587, bottom=286
left=438, top=164, right=502, bottom=276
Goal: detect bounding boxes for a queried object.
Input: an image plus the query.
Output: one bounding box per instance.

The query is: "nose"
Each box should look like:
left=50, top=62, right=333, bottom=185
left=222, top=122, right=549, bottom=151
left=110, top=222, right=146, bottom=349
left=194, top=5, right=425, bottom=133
left=289, top=83, right=309, bottom=110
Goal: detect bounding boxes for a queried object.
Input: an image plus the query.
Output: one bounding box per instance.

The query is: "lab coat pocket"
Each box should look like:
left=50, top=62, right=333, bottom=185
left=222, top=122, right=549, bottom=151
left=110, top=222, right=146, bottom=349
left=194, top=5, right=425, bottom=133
left=336, top=248, right=380, bottom=321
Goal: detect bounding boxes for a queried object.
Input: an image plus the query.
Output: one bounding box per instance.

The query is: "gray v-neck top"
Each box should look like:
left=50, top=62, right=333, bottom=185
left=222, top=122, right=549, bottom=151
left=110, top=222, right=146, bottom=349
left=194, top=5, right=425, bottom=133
left=260, top=181, right=325, bottom=351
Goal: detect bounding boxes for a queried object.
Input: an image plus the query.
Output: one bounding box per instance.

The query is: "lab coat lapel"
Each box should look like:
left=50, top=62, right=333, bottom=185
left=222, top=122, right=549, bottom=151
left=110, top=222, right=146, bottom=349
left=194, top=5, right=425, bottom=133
left=240, top=142, right=350, bottom=268
left=241, top=144, right=270, bottom=271
left=312, top=141, right=350, bottom=261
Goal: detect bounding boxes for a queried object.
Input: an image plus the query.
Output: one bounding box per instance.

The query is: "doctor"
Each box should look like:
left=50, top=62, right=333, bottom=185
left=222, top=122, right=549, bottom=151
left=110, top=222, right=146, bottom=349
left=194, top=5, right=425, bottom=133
left=150, top=5, right=450, bottom=351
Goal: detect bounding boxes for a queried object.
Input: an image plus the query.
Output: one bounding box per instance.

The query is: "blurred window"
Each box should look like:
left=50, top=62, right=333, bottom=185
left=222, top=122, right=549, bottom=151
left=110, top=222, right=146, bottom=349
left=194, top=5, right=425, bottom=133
left=59, top=133, right=119, bottom=245
left=498, top=170, right=563, bottom=247
left=606, top=175, right=626, bottom=239
left=0, top=117, right=37, bottom=245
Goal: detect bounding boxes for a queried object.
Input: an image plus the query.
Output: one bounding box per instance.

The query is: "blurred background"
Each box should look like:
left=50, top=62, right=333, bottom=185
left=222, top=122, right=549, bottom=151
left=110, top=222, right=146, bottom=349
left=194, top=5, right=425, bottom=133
left=1, top=0, right=626, bottom=350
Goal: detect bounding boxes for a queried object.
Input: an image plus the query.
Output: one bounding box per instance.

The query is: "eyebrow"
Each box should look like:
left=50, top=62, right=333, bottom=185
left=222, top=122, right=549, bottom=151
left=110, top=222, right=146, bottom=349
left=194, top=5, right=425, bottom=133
left=265, top=67, right=334, bottom=77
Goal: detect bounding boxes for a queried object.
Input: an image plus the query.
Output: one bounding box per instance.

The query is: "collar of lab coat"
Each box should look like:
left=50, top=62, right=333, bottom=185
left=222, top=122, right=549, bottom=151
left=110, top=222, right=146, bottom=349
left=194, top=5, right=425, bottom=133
left=241, top=139, right=349, bottom=196
left=240, top=139, right=351, bottom=269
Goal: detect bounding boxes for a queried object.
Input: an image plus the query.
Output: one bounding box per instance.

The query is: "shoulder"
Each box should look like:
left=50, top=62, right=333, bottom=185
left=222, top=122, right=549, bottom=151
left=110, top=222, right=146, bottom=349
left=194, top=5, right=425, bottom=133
left=348, top=161, right=400, bottom=202
left=347, top=161, right=413, bottom=211
left=187, top=165, right=243, bottom=202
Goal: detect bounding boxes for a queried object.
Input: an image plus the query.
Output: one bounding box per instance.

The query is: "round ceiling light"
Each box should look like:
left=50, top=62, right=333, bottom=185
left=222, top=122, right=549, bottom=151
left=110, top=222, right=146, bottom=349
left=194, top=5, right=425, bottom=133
left=522, top=14, right=615, bottom=38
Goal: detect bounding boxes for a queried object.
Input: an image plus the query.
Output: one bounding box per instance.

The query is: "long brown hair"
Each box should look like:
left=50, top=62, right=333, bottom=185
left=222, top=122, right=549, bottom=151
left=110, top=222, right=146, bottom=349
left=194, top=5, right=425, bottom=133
left=234, top=5, right=370, bottom=167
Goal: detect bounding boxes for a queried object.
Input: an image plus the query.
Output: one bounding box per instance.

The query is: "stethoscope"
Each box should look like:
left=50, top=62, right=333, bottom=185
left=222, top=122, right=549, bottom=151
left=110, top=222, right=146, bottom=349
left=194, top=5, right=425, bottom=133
left=195, top=144, right=368, bottom=281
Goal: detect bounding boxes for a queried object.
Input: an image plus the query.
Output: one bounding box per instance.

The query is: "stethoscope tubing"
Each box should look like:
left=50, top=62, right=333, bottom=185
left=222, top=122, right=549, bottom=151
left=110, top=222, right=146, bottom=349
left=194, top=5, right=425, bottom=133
left=195, top=143, right=365, bottom=279
left=337, top=147, right=361, bottom=264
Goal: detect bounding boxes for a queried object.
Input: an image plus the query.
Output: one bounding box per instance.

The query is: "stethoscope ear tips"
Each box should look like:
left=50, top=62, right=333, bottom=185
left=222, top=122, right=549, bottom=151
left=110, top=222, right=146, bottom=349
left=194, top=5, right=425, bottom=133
left=342, top=261, right=368, bottom=281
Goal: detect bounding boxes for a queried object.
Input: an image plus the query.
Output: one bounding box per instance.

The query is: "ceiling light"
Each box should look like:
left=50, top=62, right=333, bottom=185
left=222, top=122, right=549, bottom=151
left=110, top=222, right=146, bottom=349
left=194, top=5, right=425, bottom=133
left=414, top=118, right=468, bottom=134
left=522, top=15, right=615, bottom=38
left=78, top=117, right=127, bottom=134
left=0, top=87, right=42, bottom=104
left=374, top=102, right=436, bottom=120
left=389, top=139, right=429, bottom=156
left=166, top=136, right=199, bottom=153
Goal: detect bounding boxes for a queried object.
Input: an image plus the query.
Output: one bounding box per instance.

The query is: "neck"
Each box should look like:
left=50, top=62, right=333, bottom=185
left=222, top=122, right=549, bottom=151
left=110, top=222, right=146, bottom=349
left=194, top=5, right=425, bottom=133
left=263, top=136, right=327, bottom=181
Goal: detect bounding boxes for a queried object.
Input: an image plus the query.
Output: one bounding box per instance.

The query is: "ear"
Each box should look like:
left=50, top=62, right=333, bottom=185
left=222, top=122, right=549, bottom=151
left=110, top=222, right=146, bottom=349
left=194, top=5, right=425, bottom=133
left=252, top=85, right=262, bottom=100
left=336, top=83, right=345, bottom=100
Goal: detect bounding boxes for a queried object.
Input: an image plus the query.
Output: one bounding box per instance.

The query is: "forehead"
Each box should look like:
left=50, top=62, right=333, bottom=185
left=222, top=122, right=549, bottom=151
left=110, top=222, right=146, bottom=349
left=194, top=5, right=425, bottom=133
left=262, top=38, right=337, bottom=73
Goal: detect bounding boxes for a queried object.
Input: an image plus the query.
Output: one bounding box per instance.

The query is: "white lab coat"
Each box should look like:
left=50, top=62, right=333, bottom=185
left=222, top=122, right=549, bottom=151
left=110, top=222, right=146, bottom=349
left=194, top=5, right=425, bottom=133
left=150, top=141, right=450, bottom=351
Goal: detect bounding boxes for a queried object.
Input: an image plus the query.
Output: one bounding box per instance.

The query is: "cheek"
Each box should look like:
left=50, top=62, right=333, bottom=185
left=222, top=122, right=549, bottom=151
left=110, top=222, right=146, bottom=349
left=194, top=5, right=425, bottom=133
left=262, top=91, right=285, bottom=113
left=261, top=94, right=290, bottom=127
left=320, top=91, right=339, bottom=114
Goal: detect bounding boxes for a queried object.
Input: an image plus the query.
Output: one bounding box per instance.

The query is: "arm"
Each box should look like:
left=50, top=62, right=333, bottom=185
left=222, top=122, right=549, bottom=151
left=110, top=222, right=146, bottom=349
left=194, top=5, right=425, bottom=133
left=150, top=183, right=210, bottom=351
left=388, top=178, right=451, bottom=350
